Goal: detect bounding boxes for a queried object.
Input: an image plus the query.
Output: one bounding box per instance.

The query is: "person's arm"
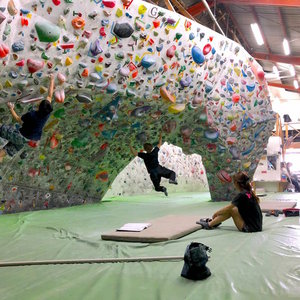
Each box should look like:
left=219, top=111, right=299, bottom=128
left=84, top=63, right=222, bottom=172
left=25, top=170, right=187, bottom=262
left=157, top=131, right=162, bottom=148
left=7, top=102, right=22, bottom=124
left=129, top=144, right=138, bottom=157
left=46, top=74, right=55, bottom=103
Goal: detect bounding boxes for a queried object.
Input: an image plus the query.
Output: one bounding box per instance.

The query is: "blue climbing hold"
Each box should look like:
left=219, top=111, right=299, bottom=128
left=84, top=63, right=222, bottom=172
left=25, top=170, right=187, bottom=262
left=189, top=33, right=195, bottom=40
left=106, top=83, right=117, bottom=94
left=141, top=55, right=156, bottom=69
left=191, top=46, right=205, bottom=64
left=246, top=84, right=255, bottom=92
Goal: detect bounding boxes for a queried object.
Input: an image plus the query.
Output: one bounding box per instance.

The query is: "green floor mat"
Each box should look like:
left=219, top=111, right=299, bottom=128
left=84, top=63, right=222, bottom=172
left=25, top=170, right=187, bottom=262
left=0, top=192, right=300, bottom=300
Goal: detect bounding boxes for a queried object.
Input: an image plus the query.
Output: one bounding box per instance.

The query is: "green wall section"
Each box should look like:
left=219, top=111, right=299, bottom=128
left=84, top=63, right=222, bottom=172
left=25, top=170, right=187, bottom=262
left=0, top=0, right=275, bottom=213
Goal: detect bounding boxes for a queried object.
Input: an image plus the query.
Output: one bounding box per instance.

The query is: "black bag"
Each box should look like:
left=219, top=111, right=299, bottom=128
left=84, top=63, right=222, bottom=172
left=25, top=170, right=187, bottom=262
left=181, top=242, right=212, bottom=280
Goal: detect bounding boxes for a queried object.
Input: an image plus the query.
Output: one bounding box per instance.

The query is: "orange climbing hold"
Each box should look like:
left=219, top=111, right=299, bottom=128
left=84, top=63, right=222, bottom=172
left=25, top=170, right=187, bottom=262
left=160, top=86, right=175, bottom=103
left=81, top=68, right=89, bottom=77
left=72, top=16, right=85, bottom=29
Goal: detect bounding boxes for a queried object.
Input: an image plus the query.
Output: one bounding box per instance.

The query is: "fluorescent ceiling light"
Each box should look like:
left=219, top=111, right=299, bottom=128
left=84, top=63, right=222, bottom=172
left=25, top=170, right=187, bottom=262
left=294, top=80, right=299, bottom=89
left=289, top=65, right=295, bottom=76
left=251, top=23, right=264, bottom=46
left=283, top=38, right=290, bottom=55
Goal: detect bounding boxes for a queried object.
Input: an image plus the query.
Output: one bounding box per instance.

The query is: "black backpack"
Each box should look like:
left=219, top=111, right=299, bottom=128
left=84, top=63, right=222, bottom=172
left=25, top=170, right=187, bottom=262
left=181, top=242, right=212, bottom=280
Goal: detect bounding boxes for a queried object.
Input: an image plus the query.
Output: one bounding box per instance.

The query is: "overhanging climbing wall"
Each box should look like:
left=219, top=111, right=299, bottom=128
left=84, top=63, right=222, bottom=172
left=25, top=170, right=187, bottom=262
left=106, top=143, right=208, bottom=197
left=0, top=0, right=275, bottom=214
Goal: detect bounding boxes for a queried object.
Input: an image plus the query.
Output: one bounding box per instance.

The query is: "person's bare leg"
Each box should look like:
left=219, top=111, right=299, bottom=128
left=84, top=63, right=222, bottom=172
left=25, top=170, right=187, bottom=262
left=208, top=212, right=231, bottom=227
left=230, top=206, right=244, bottom=231
left=209, top=206, right=244, bottom=231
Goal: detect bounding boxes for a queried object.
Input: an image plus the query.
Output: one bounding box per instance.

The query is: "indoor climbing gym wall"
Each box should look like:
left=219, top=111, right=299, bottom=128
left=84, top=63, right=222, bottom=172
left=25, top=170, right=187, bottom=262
left=0, top=0, right=276, bottom=214
left=105, top=142, right=208, bottom=197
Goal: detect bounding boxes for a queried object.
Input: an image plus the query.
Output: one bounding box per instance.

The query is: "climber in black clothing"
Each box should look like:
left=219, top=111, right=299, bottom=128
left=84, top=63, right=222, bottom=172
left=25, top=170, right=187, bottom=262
left=0, top=74, right=54, bottom=162
left=129, top=132, right=177, bottom=196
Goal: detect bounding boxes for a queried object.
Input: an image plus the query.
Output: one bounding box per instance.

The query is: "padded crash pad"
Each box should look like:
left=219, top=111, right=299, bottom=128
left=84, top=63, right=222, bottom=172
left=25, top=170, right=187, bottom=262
left=101, top=214, right=202, bottom=243
left=260, top=200, right=297, bottom=212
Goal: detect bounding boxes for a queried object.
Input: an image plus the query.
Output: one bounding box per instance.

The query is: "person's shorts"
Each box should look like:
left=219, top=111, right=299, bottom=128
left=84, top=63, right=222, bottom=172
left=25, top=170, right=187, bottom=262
left=0, top=124, right=29, bottom=157
left=242, top=224, right=250, bottom=232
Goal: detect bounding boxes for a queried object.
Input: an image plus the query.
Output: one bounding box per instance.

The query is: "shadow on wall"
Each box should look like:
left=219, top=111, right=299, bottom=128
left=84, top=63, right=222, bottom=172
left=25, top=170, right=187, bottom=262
left=105, top=142, right=209, bottom=197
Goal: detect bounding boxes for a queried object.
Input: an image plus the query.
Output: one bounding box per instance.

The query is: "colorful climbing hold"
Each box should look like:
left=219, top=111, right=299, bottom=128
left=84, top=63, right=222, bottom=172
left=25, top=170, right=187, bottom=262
left=191, top=46, right=205, bottom=64
left=35, top=21, right=61, bottom=43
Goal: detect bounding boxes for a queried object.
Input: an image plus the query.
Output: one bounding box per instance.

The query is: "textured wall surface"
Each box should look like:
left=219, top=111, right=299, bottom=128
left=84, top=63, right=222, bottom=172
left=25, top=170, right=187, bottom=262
left=0, top=0, right=275, bottom=213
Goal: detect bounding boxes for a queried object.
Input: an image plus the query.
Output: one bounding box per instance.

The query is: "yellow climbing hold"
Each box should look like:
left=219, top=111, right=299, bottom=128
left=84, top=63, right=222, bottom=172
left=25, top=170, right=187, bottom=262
left=4, top=80, right=13, bottom=88
left=243, top=162, right=251, bottom=169
left=40, top=86, right=48, bottom=94
left=75, top=54, right=81, bottom=60
left=95, top=64, right=103, bottom=72
left=109, top=36, right=118, bottom=45
left=135, top=55, right=141, bottom=62
left=138, top=4, right=147, bottom=14
left=27, top=13, right=32, bottom=19
left=190, top=68, right=195, bottom=73
left=116, top=8, right=123, bottom=17
left=168, top=103, right=186, bottom=114
left=65, top=57, right=73, bottom=66
left=234, top=67, right=241, bottom=77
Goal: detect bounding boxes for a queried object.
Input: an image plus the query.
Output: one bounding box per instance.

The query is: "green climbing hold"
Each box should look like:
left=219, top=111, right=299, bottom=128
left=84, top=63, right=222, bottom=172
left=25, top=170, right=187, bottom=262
left=53, top=108, right=65, bottom=118
left=41, top=52, right=50, bottom=60
left=175, top=33, right=182, bottom=40
left=35, top=21, right=61, bottom=43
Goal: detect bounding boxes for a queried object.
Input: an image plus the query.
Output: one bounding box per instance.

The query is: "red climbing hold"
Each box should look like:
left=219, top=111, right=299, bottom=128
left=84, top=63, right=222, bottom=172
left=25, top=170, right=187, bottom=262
left=232, top=94, right=240, bottom=103
left=52, top=0, right=61, bottom=5
left=0, top=43, right=9, bottom=58
left=203, top=44, right=212, bottom=55
left=153, top=20, right=160, bottom=28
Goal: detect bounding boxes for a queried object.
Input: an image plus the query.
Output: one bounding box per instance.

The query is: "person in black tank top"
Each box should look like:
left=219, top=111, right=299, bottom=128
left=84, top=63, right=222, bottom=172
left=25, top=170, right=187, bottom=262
left=0, top=74, right=54, bottom=162
left=197, top=172, right=262, bottom=232
left=130, top=132, right=177, bottom=196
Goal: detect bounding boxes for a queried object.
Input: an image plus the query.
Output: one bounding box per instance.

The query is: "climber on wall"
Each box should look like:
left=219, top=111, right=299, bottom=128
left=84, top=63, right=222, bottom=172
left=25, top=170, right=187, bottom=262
left=129, top=131, right=178, bottom=196
left=0, top=74, right=55, bottom=162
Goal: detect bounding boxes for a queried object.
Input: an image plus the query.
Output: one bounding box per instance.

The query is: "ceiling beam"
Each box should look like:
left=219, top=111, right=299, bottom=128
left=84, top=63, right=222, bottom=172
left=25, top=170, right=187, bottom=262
left=268, top=82, right=300, bottom=92
left=187, top=0, right=300, bottom=16
left=164, top=0, right=175, bottom=12
left=224, top=5, right=251, bottom=52
left=277, top=7, right=288, bottom=39
left=253, top=52, right=300, bottom=65
left=187, top=1, right=214, bottom=16
left=214, top=0, right=300, bottom=7
left=169, top=0, right=196, bottom=21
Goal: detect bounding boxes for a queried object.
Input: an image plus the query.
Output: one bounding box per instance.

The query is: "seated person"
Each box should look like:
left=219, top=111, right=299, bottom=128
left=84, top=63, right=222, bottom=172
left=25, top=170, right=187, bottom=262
left=0, top=74, right=54, bottom=162
left=197, top=172, right=262, bottom=232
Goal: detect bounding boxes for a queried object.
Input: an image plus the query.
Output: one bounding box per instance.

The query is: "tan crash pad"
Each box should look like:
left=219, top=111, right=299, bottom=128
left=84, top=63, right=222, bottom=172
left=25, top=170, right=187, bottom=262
left=260, top=200, right=297, bottom=212
left=101, top=215, right=202, bottom=243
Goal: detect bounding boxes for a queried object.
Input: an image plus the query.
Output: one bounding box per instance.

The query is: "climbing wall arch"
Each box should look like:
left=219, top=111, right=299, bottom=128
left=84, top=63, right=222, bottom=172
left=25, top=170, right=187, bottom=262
left=0, top=0, right=275, bottom=213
